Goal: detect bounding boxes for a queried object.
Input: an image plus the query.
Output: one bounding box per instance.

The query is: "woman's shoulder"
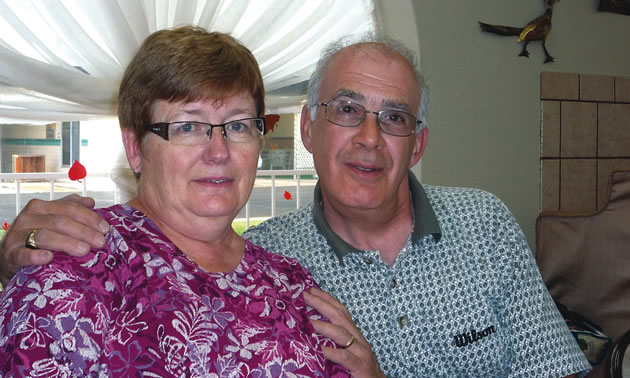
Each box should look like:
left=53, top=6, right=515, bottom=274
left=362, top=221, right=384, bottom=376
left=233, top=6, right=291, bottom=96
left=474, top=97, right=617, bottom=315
left=95, top=203, right=147, bottom=229
left=15, top=204, right=152, bottom=290
left=243, top=240, right=317, bottom=287
left=96, top=204, right=168, bottom=254
left=244, top=239, right=301, bottom=267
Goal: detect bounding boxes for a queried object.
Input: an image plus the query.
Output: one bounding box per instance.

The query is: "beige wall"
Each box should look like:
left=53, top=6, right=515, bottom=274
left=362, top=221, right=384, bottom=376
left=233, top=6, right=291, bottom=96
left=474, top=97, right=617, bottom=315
left=539, top=72, right=630, bottom=213
left=0, top=120, right=121, bottom=174
left=0, top=124, right=59, bottom=172
left=267, top=114, right=295, bottom=138
left=409, top=0, right=630, bottom=249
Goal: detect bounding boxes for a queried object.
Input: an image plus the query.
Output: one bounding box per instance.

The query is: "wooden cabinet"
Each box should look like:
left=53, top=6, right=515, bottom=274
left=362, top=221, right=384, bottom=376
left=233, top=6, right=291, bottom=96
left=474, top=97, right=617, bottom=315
left=12, top=154, right=45, bottom=173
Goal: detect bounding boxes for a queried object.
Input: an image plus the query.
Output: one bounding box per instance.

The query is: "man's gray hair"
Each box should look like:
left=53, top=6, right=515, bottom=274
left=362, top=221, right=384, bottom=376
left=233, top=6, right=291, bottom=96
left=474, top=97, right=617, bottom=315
left=306, top=33, right=429, bottom=132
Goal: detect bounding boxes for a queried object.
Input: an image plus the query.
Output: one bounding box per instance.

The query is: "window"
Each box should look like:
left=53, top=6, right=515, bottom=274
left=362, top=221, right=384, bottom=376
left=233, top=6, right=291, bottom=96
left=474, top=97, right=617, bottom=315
left=61, top=121, right=80, bottom=166
left=45, top=123, right=56, bottom=139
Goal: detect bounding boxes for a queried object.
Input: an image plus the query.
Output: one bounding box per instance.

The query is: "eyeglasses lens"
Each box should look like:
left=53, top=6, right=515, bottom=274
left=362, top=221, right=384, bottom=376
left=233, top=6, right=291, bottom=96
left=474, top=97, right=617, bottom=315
left=167, top=119, right=262, bottom=145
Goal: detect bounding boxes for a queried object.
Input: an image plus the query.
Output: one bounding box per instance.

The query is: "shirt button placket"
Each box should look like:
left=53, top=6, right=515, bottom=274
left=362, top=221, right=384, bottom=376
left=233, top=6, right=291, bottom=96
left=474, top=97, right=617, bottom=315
left=389, top=272, right=409, bottom=329
left=398, top=315, right=409, bottom=328
left=390, top=278, right=397, bottom=289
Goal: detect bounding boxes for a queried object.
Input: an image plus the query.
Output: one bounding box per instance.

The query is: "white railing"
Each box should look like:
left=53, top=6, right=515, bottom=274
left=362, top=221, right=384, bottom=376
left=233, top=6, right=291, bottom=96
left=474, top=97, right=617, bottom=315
left=0, top=172, right=110, bottom=215
left=243, top=169, right=317, bottom=228
left=0, top=170, right=317, bottom=225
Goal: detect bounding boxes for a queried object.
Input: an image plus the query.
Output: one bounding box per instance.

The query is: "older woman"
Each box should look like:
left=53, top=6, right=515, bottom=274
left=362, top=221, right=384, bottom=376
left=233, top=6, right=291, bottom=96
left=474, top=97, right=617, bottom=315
left=0, top=26, right=349, bottom=377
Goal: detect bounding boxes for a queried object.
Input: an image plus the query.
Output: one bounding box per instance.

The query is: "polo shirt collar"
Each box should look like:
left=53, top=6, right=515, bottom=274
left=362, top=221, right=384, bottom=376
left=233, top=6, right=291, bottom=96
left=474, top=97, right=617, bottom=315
left=312, top=171, right=442, bottom=263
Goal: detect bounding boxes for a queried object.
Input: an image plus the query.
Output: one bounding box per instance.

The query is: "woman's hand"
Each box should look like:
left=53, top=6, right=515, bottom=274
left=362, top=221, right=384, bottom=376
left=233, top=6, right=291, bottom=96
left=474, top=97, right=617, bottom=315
left=0, top=194, right=109, bottom=286
left=303, top=287, right=386, bottom=378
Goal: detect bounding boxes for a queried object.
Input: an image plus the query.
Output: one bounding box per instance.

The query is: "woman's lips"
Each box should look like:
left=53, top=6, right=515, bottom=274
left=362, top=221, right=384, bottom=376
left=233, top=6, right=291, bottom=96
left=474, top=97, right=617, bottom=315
left=194, top=177, right=233, bottom=186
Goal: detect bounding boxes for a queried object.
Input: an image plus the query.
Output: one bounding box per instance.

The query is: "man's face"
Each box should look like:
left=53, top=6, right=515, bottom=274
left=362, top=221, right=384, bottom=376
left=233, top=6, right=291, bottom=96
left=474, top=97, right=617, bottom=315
left=302, top=45, right=427, bottom=214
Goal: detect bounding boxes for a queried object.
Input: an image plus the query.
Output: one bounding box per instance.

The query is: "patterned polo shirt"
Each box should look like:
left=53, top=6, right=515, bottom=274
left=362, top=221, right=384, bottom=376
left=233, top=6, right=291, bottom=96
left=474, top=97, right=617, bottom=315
left=244, top=172, right=591, bottom=377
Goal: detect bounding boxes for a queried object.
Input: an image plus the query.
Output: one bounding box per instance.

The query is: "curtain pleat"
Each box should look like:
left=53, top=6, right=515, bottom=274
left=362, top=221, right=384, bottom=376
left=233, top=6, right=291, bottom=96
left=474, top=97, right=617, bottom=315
left=0, top=0, right=374, bottom=122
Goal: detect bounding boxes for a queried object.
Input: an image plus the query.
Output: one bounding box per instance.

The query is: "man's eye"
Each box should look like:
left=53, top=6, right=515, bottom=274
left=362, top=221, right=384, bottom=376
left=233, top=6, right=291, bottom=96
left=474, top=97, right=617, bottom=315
left=384, top=112, right=407, bottom=123
left=338, top=105, right=357, bottom=114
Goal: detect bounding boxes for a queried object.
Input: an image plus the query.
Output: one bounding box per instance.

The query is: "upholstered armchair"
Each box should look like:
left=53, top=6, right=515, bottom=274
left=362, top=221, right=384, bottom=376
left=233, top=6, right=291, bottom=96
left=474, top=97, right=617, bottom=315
left=537, top=170, right=630, bottom=377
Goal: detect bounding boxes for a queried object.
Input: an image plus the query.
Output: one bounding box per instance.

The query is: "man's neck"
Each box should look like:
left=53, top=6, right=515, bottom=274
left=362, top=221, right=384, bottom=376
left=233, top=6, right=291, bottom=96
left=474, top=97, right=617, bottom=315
left=321, top=190, right=413, bottom=266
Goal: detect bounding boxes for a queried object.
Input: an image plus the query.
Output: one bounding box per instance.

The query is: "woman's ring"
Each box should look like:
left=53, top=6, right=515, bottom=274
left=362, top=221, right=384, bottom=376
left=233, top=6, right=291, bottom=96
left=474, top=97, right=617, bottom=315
left=25, top=229, right=38, bottom=249
left=342, top=335, right=355, bottom=349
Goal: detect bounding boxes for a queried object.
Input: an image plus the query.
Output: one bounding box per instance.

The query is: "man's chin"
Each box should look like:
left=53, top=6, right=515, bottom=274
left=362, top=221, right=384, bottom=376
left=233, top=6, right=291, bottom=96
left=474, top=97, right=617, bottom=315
left=334, top=193, right=388, bottom=212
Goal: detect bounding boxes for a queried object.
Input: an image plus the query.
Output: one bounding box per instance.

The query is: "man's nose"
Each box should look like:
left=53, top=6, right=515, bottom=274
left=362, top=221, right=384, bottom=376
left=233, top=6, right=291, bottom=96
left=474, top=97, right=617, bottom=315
left=352, top=112, right=384, bottom=148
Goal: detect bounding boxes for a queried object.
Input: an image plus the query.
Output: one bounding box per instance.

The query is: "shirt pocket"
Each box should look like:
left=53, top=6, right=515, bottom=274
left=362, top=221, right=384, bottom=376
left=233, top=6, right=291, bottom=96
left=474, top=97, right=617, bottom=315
left=444, top=303, right=511, bottom=377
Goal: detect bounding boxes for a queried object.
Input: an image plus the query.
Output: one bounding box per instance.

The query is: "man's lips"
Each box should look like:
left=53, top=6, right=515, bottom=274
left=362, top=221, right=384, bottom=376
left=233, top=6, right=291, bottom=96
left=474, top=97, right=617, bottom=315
left=346, top=162, right=382, bottom=173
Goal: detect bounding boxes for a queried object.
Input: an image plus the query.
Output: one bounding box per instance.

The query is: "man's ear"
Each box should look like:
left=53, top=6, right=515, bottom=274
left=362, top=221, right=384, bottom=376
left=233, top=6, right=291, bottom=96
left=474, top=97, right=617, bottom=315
left=300, top=105, right=314, bottom=153
left=409, top=127, right=429, bottom=167
left=121, top=129, right=142, bottom=174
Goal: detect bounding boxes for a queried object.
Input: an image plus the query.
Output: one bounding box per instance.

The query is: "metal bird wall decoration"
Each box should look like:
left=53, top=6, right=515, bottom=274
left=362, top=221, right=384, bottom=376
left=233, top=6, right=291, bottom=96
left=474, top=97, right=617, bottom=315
left=479, top=0, right=559, bottom=63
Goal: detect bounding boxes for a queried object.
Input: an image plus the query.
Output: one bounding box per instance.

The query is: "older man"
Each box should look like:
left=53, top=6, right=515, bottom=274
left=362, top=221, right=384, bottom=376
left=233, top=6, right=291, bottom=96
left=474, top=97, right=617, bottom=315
left=1, top=34, right=589, bottom=377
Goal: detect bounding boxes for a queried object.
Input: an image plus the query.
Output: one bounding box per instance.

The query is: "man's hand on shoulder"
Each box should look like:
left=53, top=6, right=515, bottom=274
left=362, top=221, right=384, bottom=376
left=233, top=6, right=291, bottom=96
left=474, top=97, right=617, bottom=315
left=0, top=194, right=109, bottom=286
left=304, top=287, right=386, bottom=378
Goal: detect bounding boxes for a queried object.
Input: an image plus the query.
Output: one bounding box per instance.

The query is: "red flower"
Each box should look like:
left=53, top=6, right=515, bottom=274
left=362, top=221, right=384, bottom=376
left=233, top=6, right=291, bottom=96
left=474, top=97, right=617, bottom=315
left=283, top=191, right=292, bottom=200
left=264, top=114, right=281, bottom=133
left=2, top=222, right=8, bottom=231
left=68, top=160, right=87, bottom=181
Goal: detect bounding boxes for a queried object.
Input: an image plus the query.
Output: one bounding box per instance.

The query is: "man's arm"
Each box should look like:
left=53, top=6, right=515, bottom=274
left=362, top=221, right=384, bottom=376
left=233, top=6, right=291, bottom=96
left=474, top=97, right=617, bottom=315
left=0, top=238, right=113, bottom=374
left=0, top=194, right=109, bottom=286
left=304, top=287, right=385, bottom=378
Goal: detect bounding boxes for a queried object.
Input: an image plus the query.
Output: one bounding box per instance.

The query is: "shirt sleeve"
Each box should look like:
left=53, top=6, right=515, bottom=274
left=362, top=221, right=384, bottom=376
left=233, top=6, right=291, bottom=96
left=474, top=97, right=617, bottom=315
left=488, top=196, right=591, bottom=377
left=0, top=248, right=117, bottom=376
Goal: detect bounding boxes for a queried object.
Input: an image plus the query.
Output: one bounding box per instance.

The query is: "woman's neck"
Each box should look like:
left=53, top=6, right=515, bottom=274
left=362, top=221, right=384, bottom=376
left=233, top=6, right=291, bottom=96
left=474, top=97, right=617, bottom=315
left=127, top=197, right=245, bottom=272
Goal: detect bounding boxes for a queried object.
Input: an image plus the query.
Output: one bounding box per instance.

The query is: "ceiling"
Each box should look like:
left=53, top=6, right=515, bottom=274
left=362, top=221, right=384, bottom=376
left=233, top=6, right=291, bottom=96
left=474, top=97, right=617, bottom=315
left=0, top=0, right=376, bottom=124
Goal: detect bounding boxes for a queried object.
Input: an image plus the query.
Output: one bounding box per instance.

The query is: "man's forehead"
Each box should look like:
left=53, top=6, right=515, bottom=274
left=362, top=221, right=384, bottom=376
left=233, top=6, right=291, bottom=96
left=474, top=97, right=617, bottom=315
left=332, top=89, right=413, bottom=111
left=322, top=46, right=420, bottom=107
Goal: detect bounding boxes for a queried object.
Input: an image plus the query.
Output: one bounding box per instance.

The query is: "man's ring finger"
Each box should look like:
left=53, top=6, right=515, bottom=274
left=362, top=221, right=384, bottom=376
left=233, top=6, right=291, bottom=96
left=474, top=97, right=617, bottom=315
left=341, top=335, right=355, bottom=349
left=25, top=229, right=38, bottom=249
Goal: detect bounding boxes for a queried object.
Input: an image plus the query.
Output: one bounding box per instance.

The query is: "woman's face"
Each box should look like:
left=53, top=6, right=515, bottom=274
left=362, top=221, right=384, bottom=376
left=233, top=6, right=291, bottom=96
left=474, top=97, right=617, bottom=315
left=124, top=92, right=261, bottom=238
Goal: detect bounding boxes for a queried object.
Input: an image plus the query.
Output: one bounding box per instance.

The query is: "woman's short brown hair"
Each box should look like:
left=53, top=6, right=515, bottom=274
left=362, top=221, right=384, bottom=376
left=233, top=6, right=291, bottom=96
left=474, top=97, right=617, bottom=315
left=118, top=26, right=265, bottom=141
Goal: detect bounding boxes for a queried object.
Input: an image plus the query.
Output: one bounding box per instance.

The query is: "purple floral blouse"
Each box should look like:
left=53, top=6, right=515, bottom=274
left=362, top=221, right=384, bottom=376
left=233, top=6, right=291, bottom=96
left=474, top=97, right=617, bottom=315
left=0, top=204, right=349, bottom=377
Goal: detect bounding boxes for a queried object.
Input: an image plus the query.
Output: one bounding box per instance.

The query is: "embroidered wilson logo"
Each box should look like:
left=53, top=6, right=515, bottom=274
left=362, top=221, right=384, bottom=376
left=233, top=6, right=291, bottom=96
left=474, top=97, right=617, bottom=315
left=454, top=325, right=497, bottom=347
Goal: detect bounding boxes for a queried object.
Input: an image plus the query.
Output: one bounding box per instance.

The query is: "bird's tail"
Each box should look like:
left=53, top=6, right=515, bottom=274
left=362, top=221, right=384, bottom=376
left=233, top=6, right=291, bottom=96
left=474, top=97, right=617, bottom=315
left=478, top=22, right=523, bottom=36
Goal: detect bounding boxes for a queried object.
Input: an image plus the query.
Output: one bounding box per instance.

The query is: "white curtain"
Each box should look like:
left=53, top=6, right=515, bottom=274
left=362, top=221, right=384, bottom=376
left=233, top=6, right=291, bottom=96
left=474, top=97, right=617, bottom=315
left=0, top=0, right=375, bottom=123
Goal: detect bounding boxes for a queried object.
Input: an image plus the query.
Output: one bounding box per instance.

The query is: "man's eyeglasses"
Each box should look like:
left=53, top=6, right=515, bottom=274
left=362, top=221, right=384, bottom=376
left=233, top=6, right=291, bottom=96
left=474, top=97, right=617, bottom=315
left=147, top=118, right=265, bottom=145
left=318, top=100, right=421, bottom=137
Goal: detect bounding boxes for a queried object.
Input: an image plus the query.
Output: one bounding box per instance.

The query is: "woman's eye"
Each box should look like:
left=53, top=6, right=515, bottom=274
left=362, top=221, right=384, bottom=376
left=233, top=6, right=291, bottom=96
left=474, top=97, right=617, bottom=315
left=170, top=122, right=204, bottom=136
left=227, top=121, right=250, bottom=133
left=173, top=122, right=194, bottom=133
left=180, top=123, right=194, bottom=132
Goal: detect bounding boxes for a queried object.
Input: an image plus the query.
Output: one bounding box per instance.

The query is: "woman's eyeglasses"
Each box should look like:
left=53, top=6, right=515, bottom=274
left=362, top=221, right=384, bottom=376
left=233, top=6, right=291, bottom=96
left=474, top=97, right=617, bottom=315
left=147, top=118, right=265, bottom=145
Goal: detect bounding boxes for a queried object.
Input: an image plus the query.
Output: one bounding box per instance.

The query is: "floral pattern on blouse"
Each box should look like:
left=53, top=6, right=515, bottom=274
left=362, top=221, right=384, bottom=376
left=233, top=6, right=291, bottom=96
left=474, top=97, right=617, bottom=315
left=0, top=204, right=348, bottom=377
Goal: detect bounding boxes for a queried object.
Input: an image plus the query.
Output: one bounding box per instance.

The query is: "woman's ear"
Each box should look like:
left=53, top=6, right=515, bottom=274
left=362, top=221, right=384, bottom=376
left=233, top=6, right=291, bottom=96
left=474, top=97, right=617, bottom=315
left=121, top=129, right=142, bottom=174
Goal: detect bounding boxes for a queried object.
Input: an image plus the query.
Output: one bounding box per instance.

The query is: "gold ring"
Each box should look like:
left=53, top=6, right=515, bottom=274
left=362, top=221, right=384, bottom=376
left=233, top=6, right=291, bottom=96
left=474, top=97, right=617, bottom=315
left=342, top=335, right=355, bottom=349
left=25, top=229, right=38, bottom=249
